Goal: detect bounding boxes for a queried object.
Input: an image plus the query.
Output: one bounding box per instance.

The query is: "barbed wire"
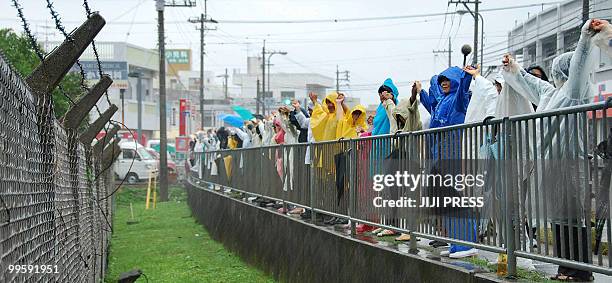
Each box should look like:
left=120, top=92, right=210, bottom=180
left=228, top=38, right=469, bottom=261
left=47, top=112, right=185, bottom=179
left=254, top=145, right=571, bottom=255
left=11, top=0, right=43, bottom=61
left=83, top=0, right=113, bottom=108
left=12, top=0, right=80, bottom=110
left=44, top=0, right=110, bottom=119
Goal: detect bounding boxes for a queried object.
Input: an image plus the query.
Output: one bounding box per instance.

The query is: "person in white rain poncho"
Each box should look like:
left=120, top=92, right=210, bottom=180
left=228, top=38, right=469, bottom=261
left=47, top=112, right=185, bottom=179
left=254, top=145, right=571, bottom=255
left=464, top=65, right=498, bottom=123
left=502, top=19, right=605, bottom=282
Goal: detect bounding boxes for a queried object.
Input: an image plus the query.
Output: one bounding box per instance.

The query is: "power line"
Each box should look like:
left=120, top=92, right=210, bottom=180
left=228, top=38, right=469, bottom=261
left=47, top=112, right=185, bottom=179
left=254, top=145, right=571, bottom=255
left=215, top=2, right=562, bottom=24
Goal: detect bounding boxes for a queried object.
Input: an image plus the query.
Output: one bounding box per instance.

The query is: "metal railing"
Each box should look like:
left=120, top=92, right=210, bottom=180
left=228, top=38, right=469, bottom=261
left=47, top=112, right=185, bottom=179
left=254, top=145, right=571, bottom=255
left=191, top=98, right=612, bottom=277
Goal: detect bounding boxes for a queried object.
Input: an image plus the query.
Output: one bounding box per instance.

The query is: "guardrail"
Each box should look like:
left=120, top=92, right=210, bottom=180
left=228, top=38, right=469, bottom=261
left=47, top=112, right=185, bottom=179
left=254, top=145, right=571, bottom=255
left=191, top=98, right=612, bottom=277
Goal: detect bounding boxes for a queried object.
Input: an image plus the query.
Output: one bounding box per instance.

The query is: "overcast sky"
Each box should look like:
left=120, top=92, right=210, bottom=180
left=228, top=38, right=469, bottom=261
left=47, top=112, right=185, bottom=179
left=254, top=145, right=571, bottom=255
left=1, top=0, right=564, bottom=105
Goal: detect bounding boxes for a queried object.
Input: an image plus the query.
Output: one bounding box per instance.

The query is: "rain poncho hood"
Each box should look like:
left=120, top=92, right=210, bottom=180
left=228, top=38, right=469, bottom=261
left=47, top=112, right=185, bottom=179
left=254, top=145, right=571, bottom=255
left=420, top=66, right=472, bottom=129
left=372, top=78, right=399, bottom=135
left=310, top=92, right=344, bottom=141
left=551, top=52, right=572, bottom=88
left=337, top=104, right=368, bottom=138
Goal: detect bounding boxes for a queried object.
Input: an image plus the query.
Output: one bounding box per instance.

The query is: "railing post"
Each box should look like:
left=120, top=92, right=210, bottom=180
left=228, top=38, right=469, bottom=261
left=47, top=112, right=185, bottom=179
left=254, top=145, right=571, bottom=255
left=309, top=142, right=317, bottom=223
left=349, top=139, right=357, bottom=236
left=503, top=117, right=517, bottom=277
left=407, top=133, right=419, bottom=254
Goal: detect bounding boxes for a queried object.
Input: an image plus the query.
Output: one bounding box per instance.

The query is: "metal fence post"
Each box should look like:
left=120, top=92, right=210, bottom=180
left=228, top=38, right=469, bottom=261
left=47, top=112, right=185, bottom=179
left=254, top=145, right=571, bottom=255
left=309, top=142, right=317, bottom=223
left=407, top=133, right=418, bottom=254
left=503, top=117, right=517, bottom=277
left=349, top=139, right=357, bottom=235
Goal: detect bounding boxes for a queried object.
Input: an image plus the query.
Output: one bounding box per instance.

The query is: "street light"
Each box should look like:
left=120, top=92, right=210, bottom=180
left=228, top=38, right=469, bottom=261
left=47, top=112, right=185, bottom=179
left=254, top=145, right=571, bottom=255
left=266, top=51, right=287, bottom=102
left=456, top=9, right=484, bottom=66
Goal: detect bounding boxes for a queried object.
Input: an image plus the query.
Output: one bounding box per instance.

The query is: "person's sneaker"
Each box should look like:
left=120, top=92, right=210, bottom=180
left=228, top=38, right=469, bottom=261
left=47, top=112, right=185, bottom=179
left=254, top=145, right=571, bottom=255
left=288, top=207, right=305, bottom=214
left=377, top=229, right=396, bottom=237
left=371, top=228, right=383, bottom=234
left=339, top=222, right=351, bottom=229
left=440, top=250, right=451, bottom=257
left=300, top=210, right=311, bottom=219
left=247, top=196, right=257, bottom=202
left=449, top=249, right=478, bottom=259
left=395, top=233, right=411, bottom=241
left=356, top=224, right=376, bottom=233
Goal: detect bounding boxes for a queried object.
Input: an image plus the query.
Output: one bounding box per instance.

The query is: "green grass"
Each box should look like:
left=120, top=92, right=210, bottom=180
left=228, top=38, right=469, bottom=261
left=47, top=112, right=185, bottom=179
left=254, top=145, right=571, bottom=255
left=105, top=185, right=275, bottom=283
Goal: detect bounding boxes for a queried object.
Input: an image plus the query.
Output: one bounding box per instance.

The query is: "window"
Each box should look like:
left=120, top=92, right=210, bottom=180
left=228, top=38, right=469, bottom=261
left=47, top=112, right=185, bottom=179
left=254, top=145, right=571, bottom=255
left=122, top=149, right=136, bottom=160
left=281, top=91, right=295, bottom=100
left=262, top=91, right=273, bottom=98
left=137, top=148, right=153, bottom=160
left=188, top=78, right=200, bottom=90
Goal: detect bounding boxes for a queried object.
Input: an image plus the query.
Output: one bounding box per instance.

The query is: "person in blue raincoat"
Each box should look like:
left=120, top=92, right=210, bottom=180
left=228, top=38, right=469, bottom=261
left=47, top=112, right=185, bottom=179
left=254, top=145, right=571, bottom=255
left=417, top=66, right=472, bottom=160
left=372, top=78, right=400, bottom=136
left=369, top=78, right=401, bottom=237
left=417, top=66, right=477, bottom=258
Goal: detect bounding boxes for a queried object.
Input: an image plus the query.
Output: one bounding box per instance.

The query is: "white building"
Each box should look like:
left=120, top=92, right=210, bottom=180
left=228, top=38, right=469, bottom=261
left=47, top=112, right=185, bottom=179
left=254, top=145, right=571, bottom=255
left=232, top=57, right=334, bottom=114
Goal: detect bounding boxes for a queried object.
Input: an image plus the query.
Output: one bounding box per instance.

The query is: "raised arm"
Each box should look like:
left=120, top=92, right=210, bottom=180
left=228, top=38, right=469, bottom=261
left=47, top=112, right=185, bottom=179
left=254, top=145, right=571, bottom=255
left=502, top=54, right=556, bottom=107
left=455, top=70, right=473, bottom=113
left=593, top=19, right=612, bottom=58
left=563, top=19, right=596, bottom=101
left=294, top=110, right=310, bottom=129
left=336, top=93, right=346, bottom=121
left=419, top=88, right=436, bottom=114
left=382, top=98, right=398, bottom=133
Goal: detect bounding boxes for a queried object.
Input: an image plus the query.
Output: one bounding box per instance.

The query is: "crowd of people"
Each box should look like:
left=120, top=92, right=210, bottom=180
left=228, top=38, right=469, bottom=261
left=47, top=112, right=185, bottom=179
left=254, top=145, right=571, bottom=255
left=189, top=19, right=612, bottom=281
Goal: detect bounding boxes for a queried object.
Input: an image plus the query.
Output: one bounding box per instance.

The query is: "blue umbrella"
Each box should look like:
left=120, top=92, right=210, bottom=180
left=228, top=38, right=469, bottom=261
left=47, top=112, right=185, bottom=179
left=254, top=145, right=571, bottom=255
left=232, top=105, right=255, bottom=120
left=219, top=114, right=244, bottom=128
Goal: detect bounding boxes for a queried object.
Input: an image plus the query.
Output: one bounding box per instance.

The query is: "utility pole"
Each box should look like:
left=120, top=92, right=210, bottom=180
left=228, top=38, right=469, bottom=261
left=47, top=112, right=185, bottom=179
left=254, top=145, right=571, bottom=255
left=582, top=0, right=589, bottom=22
left=224, top=68, right=228, bottom=99
left=256, top=79, right=260, bottom=114
left=188, top=0, right=217, bottom=130
left=449, top=0, right=479, bottom=65
left=157, top=0, right=196, bottom=202
left=216, top=68, right=229, bottom=99
left=261, top=40, right=266, bottom=109
left=335, top=65, right=350, bottom=92
left=473, top=0, right=478, bottom=65
left=433, top=37, right=452, bottom=67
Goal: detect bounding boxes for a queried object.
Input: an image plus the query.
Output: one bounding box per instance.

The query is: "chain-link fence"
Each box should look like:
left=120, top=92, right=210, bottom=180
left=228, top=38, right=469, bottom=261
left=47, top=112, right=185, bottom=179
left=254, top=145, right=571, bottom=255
left=0, top=50, right=113, bottom=282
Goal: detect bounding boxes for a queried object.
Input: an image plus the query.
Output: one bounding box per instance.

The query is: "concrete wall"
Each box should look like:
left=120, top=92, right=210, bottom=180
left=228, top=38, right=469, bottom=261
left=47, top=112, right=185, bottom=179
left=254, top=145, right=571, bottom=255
left=185, top=183, right=496, bottom=283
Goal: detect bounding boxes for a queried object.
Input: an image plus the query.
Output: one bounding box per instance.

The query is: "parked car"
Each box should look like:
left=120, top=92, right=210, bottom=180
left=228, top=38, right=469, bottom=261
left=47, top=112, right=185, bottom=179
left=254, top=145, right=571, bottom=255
left=114, top=141, right=158, bottom=184
left=144, top=147, right=178, bottom=183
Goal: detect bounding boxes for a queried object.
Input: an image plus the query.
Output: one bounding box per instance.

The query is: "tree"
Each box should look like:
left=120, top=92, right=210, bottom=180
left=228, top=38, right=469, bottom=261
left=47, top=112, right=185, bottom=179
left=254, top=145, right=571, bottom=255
left=0, top=28, right=87, bottom=119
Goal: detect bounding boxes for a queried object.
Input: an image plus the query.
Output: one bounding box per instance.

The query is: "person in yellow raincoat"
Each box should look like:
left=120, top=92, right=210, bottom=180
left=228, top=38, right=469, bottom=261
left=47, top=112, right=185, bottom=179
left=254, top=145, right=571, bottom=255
left=309, top=91, right=347, bottom=141
left=336, top=98, right=368, bottom=139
